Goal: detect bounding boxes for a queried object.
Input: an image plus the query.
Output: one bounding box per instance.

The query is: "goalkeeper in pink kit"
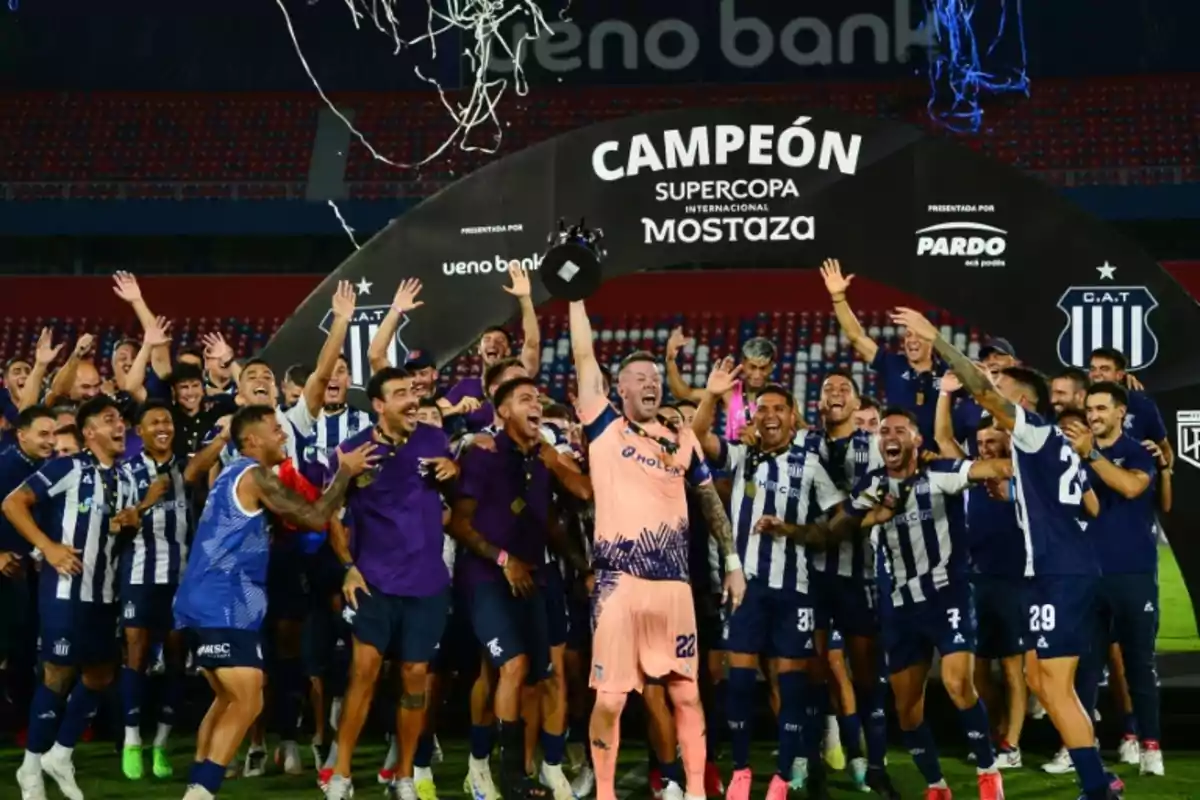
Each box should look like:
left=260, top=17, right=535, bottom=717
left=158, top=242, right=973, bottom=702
left=568, top=299, right=746, bottom=800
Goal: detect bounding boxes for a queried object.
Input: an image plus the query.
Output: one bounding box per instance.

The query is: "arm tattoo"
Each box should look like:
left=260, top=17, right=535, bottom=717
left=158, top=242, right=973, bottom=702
left=252, top=467, right=351, bottom=531
left=931, top=336, right=1016, bottom=419
left=694, top=482, right=735, bottom=558
left=448, top=498, right=501, bottom=563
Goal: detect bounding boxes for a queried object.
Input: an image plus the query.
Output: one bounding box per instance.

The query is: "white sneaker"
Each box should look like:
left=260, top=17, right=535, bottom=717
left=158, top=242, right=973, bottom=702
left=995, top=748, right=1023, bottom=769
left=661, top=780, right=684, bottom=800
left=432, top=735, right=444, bottom=765
left=1041, top=748, right=1075, bottom=775
left=40, top=745, right=83, bottom=800
left=242, top=747, right=266, bottom=778
left=1028, top=695, right=1047, bottom=720
left=1117, top=737, right=1140, bottom=765
left=466, top=757, right=500, bottom=800
left=1140, top=748, right=1165, bottom=776
left=16, top=757, right=48, bottom=800
left=182, top=786, right=216, bottom=800
left=539, top=762, right=575, bottom=800
left=391, top=777, right=419, bottom=800
left=789, top=757, right=808, bottom=790
left=276, top=741, right=303, bottom=775
left=570, top=763, right=595, bottom=798
left=326, top=774, right=355, bottom=800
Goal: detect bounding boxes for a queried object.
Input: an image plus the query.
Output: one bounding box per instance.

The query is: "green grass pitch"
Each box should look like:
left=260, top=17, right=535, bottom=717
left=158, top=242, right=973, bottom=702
left=3, top=739, right=1200, bottom=799
left=1157, top=545, right=1200, bottom=653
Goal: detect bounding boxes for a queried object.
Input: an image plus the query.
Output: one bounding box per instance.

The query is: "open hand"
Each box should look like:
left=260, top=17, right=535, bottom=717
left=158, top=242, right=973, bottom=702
left=342, top=565, right=371, bottom=609
left=331, top=280, right=357, bottom=320
left=34, top=328, right=64, bottom=366
left=392, top=278, right=425, bottom=313
left=112, top=271, right=143, bottom=303
left=503, top=262, right=532, bottom=299
left=503, top=556, right=536, bottom=597
left=890, top=307, right=938, bottom=343
left=336, top=441, right=381, bottom=477
left=820, top=258, right=853, bottom=298
left=706, top=356, right=742, bottom=396
left=667, top=327, right=693, bottom=359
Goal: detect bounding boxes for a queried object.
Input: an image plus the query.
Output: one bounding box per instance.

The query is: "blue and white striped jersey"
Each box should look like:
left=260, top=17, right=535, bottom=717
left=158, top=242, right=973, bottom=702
left=721, top=438, right=845, bottom=593
left=21, top=452, right=134, bottom=605
left=806, top=429, right=882, bottom=580
left=119, top=454, right=190, bottom=588
left=300, top=407, right=375, bottom=486
left=174, top=456, right=269, bottom=632
left=850, top=459, right=973, bottom=607
left=1010, top=406, right=1097, bottom=577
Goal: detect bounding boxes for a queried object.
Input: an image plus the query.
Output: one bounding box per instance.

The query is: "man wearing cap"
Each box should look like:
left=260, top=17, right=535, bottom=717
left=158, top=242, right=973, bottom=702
left=405, top=351, right=441, bottom=401
left=950, top=338, right=1019, bottom=457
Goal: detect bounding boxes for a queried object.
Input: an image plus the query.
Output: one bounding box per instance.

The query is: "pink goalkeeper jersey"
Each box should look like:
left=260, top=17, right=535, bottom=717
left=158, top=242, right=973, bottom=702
left=724, top=380, right=756, bottom=441
left=578, top=396, right=712, bottom=582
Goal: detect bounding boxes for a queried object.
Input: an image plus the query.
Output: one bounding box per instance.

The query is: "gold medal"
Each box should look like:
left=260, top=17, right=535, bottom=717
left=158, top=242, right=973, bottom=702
left=511, top=497, right=526, bottom=515
left=745, top=483, right=757, bottom=499
left=916, top=391, right=925, bottom=406
left=356, top=473, right=374, bottom=488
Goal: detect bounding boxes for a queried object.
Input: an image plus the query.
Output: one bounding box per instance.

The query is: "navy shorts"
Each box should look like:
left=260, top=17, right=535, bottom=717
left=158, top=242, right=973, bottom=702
left=119, top=583, right=178, bottom=631
left=827, top=629, right=845, bottom=651
left=435, top=604, right=476, bottom=672
left=1028, top=575, right=1097, bottom=660
left=303, top=598, right=338, bottom=677
left=722, top=579, right=816, bottom=660
left=267, top=548, right=312, bottom=622
left=880, top=582, right=975, bottom=674
left=1096, top=573, right=1158, bottom=652
left=40, top=601, right=119, bottom=667
left=694, top=591, right=725, bottom=653
left=347, top=585, right=449, bottom=664
left=542, top=569, right=569, bottom=649
left=188, top=628, right=264, bottom=671
left=0, top=572, right=33, bottom=661
left=972, top=574, right=1030, bottom=659
left=470, top=580, right=553, bottom=683
left=812, top=572, right=878, bottom=638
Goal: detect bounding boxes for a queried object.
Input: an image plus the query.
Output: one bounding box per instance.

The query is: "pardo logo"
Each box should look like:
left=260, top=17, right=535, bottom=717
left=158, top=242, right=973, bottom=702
left=489, top=0, right=932, bottom=74
left=441, top=253, right=544, bottom=277
left=593, top=119, right=862, bottom=181
left=915, top=222, right=1008, bottom=267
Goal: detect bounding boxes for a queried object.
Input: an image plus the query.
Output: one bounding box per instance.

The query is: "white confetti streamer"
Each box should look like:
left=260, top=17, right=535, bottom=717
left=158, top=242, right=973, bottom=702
left=277, top=0, right=564, bottom=169
left=327, top=199, right=362, bottom=249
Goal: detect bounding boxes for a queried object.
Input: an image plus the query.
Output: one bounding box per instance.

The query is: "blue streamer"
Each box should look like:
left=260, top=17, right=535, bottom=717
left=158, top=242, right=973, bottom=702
left=924, top=0, right=1030, bottom=133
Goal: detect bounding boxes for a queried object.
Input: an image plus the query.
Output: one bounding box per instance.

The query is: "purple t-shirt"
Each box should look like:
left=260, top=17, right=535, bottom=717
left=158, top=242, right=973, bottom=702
left=444, top=376, right=495, bottom=433
left=335, top=423, right=451, bottom=598
left=457, top=430, right=552, bottom=585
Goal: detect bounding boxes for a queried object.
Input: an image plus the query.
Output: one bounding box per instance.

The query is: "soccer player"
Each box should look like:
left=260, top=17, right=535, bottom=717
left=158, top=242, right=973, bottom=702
left=116, top=400, right=194, bottom=781
left=0, top=407, right=56, bottom=734
left=935, top=375, right=1028, bottom=767
left=891, top=307, right=1117, bottom=800
left=821, top=258, right=944, bottom=445
left=441, top=265, right=542, bottom=431
left=4, top=396, right=135, bottom=800
left=851, top=396, right=881, bottom=435
left=837, top=407, right=1011, bottom=800
left=805, top=369, right=896, bottom=796
left=1088, top=347, right=1172, bottom=466
left=1050, top=368, right=1090, bottom=416
left=281, top=365, right=310, bottom=410
left=173, top=405, right=375, bottom=800
left=325, top=367, right=459, bottom=800
left=452, top=376, right=592, bottom=800
left=691, top=360, right=845, bottom=800
left=568, top=298, right=746, bottom=800
left=666, top=329, right=778, bottom=441
left=1065, top=382, right=1163, bottom=776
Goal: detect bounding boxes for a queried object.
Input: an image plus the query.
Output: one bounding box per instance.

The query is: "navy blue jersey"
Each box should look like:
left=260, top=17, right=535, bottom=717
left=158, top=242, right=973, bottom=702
left=1123, top=390, right=1167, bottom=444
left=119, top=453, right=190, bottom=587
left=807, top=429, right=881, bottom=579
left=0, top=445, right=46, bottom=556
left=23, top=453, right=134, bottom=605
left=870, top=350, right=945, bottom=447
left=850, top=459, right=973, bottom=607
left=951, top=396, right=989, bottom=458
left=1087, top=435, right=1158, bottom=575
left=965, top=484, right=1026, bottom=578
left=1010, top=407, right=1098, bottom=577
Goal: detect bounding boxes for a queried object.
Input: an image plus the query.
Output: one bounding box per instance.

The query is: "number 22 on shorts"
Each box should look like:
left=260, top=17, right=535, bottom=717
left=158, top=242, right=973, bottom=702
left=675, top=633, right=696, bottom=658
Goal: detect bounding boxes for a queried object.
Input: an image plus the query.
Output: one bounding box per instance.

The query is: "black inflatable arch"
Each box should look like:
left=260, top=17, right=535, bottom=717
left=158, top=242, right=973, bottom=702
left=263, top=106, right=1200, bottom=629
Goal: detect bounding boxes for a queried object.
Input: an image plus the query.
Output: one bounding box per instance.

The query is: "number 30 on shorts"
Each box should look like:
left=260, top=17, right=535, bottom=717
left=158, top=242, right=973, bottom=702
left=675, top=633, right=697, bottom=658
left=1029, top=604, right=1056, bottom=632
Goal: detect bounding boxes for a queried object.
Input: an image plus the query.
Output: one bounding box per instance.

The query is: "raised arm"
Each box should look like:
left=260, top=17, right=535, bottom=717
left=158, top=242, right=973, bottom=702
left=184, top=417, right=231, bottom=485
left=665, top=328, right=704, bottom=403
left=123, top=322, right=171, bottom=404
left=934, top=373, right=967, bottom=459
left=891, top=307, right=1016, bottom=429
left=113, top=272, right=173, bottom=380
left=568, top=300, right=605, bottom=404
left=503, top=264, right=541, bottom=375
left=967, top=458, right=1014, bottom=481
left=692, top=356, right=741, bottom=461
left=821, top=258, right=878, bottom=363
left=19, top=328, right=62, bottom=411
left=246, top=457, right=358, bottom=532
left=45, top=334, right=94, bottom=406
left=368, top=278, right=424, bottom=374
left=303, top=281, right=357, bottom=418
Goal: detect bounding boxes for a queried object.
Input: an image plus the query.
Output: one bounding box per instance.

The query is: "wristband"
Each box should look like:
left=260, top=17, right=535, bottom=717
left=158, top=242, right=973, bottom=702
left=831, top=294, right=846, bottom=303
left=725, top=554, right=742, bottom=573
left=342, top=561, right=356, bottom=572
left=1086, top=449, right=1101, bottom=463
left=496, top=549, right=510, bottom=568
